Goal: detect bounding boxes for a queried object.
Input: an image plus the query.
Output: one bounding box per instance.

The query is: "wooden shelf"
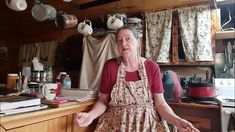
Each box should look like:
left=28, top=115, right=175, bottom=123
left=215, top=31, right=235, bottom=39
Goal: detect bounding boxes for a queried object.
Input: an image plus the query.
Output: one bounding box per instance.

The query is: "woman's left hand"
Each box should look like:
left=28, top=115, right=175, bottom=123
left=177, top=118, right=200, bottom=132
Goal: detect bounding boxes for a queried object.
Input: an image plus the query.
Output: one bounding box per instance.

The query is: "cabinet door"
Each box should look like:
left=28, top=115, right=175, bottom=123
left=8, top=121, right=48, bottom=132
left=48, top=116, right=67, bottom=132
left=7, top=116, right=67, bottom=132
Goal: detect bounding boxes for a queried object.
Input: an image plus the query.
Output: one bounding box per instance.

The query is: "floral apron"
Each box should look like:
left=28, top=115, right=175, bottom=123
left=95, top=58, right=170, bottom=132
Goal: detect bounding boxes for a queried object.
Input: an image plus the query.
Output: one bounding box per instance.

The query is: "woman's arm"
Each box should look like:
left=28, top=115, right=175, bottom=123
left=88, top=93, right=109, bottom=119
left=153, top=93, right=199, bottom=132
left=76, top=93, right=109, bottom=127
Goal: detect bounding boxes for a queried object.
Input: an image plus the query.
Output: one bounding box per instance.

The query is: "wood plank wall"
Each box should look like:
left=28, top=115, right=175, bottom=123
left=0, top=0, right=214, bottom=85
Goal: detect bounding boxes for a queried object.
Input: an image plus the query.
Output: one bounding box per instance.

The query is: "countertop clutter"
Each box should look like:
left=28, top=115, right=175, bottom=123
left=0, top=99, right=97, bottom=132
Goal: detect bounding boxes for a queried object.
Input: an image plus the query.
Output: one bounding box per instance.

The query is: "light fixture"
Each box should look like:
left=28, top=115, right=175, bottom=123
left=62, top=0, right=72, bottom=2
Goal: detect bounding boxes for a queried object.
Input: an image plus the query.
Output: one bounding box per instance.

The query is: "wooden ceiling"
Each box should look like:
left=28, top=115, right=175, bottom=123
left=0, top=0, right=214, bottom=37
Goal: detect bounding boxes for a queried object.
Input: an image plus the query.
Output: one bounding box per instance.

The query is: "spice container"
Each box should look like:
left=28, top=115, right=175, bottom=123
left=6, top=73, right=19, bottom=89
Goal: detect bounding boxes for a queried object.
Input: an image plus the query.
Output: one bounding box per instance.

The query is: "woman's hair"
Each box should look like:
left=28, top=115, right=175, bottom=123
left=115, top=26, right=139, bottom=39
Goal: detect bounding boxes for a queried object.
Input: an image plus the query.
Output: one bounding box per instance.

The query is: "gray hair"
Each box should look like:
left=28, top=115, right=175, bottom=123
left=115, top=26, right=139, bottom=39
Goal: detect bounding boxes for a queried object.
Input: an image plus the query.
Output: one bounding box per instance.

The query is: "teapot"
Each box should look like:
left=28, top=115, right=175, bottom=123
left=77, top=20, right=93, bottom=36
left=107, top=14, right=124, bottom=30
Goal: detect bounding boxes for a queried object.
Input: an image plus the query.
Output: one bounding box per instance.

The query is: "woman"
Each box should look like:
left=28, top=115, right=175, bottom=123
left=76, top=26, right=199, bottom=132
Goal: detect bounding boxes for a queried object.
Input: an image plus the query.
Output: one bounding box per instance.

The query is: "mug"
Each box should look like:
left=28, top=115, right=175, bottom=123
left=107, top=14, right=124, bottom=30
left=5, top=0, right=27, bottom=11
left=31, top=3, right=56, bottom=22
left=55, top=13, right=78, bottom=29
left=42, top=83, right=57, bottom=100
left=77, top=20, right=93, bottom=36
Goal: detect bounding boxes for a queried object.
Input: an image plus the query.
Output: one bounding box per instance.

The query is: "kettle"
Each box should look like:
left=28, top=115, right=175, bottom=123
left=107, top=14, right=124, bottom=30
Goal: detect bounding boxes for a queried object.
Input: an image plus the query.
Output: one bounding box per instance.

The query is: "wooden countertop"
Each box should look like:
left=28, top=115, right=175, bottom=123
left=167, top=101, right=220, bottom=109
left=0, top=100, right=96, bottom=130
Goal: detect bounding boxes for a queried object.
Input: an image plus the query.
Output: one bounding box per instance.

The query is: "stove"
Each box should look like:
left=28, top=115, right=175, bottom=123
left=214, top=78, right=235, bottom=132
left=215, top=78, right=235, bottom=107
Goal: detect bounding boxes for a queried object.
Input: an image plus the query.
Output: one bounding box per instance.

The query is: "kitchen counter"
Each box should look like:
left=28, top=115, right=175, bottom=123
left=0, top=100, right=97, bottom=132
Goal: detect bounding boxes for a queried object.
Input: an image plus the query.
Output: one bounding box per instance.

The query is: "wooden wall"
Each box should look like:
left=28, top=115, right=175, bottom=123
left=0, top=0, right=213, bottom=85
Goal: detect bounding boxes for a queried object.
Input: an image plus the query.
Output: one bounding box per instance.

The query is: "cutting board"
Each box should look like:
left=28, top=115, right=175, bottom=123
left=42, top=100, right=79, bottom=108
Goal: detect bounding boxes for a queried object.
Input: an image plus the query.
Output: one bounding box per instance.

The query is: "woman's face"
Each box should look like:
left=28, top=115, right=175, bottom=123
left=116, top=29, right=139, bottom=59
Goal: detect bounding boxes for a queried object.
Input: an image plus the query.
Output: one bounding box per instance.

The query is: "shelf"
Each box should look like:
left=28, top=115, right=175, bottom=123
left=215, top=31, right=235, bottom=39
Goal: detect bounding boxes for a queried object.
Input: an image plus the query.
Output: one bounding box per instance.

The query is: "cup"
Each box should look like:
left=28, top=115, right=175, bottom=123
left=77, top=20, right=93, bottom=36
left=107, top=14, right=124, bottom=30
left=42, top=83, right=57, bottom=100
left=5, top=0, right=27, bottom=11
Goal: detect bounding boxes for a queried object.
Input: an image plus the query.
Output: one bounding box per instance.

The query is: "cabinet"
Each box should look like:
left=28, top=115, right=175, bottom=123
left=0, top=100, right=97, bottom=132
left=168, top=102, right=221, bottom=132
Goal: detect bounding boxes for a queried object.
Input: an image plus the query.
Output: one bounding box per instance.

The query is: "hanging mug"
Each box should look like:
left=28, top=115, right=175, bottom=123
left=31, top=3, right=56, bottom=22
left=77, top=20, right=93, bottom=36
left=107, top=14, right=124, bottom=30
left=55, top=12, right=78, bottom=29
left=5, top=0, right=27, bottom=11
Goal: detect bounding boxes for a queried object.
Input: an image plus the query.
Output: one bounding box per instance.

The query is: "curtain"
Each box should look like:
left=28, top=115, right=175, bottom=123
left=144, top=10, right=173, bottom=63
left=178, top=5, right=214, bottom=62
left=79, top=33, right=119, bottom=90
left=18, top=41, right=56, bottom=67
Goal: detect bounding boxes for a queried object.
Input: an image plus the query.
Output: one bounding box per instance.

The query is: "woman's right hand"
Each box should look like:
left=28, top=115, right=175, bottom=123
left=75, top=112, right=93, bottom=127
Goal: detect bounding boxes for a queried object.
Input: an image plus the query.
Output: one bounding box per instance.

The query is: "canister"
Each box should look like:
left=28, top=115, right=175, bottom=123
left=6, top=73, right=19, bottom=89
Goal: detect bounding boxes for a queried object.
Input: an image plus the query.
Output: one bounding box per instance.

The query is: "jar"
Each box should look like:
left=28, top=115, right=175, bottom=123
left=6, top=73, right=19, bottom=89
left=40, top=71, right=47, bottom=82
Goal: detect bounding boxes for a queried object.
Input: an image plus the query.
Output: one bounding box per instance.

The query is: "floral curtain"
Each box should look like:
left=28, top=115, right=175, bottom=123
left=144, top=10, right=173, bottom=63
left=178, top=5, right=214, bottom=62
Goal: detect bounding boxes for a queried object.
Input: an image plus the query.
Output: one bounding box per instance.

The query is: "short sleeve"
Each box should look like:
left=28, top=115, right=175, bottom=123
left=99, top=59, right=118, bottom=94
left=145, top=60, right=164, bottom=93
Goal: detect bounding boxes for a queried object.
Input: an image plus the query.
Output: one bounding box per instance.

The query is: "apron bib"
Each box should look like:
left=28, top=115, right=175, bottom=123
left=95, top=58, right=170, bottom=132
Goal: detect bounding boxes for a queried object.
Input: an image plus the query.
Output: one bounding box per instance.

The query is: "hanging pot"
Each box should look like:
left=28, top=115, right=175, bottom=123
left=55, top=12, right=78, bottom=29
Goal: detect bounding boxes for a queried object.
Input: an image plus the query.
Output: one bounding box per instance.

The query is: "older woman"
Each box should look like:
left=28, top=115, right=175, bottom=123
left=76, top=26, right=199, bottom=132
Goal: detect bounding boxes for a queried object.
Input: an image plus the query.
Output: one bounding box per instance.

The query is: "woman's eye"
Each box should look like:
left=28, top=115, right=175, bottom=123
left=117, top=39, right=122, bottom=44
left=126, top=38, right=131, bottom=41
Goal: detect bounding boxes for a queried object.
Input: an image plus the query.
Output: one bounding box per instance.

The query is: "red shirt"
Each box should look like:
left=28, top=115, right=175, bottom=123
left=99, top=58, right=164, bottom=94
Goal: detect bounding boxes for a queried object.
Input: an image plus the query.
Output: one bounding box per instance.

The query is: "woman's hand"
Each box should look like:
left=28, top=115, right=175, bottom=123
left=177, top=118, right=200, bottom=132
left=75, top=112, right=93, bottom=127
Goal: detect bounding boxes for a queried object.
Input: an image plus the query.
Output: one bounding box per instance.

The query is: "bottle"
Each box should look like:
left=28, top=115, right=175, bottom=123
left=63, top=75, right=71, bottom=89
left=46, top=67, right=53, bottom=82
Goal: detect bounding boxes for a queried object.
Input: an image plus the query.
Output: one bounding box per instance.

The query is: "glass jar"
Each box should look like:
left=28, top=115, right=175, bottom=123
left=6, top=73, right=19, bottom=89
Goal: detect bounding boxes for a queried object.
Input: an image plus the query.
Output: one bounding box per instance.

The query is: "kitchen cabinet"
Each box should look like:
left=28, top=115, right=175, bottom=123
left=0, top=100, right=97, bottom=132
left=168, top=102, right=221, bottom=132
